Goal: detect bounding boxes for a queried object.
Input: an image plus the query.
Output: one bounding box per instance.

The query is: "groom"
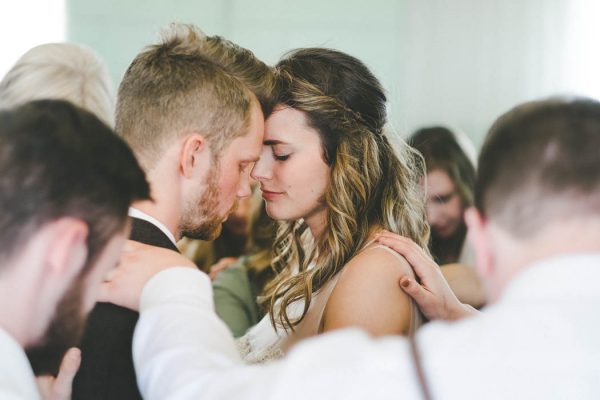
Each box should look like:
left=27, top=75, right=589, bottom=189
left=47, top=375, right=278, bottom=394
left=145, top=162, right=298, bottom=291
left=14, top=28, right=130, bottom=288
left=72, top=24, right=266, bottom=400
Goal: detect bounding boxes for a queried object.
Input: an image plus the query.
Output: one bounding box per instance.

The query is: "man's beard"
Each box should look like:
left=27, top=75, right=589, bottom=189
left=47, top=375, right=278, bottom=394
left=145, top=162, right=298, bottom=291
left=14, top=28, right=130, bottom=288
left=180, top=163, right=230, bottom=241
left=26, top=277, right=86, bottom=376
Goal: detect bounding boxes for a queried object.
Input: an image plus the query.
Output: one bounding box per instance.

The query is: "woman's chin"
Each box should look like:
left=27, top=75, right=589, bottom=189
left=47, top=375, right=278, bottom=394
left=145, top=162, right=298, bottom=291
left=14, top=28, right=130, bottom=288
left=264, top=206, right=300, bottom=223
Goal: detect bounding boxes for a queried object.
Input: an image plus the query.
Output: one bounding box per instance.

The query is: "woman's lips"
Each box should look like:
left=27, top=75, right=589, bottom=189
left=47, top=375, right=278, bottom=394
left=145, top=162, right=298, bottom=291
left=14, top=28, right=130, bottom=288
left=261, top=189, right=283, bottom=201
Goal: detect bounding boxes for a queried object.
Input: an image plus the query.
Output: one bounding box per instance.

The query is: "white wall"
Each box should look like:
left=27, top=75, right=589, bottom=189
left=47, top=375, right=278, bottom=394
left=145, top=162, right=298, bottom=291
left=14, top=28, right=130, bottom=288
left=1, top=0, right=65, bottom=78
left=67, top=0, right=594, bottom=147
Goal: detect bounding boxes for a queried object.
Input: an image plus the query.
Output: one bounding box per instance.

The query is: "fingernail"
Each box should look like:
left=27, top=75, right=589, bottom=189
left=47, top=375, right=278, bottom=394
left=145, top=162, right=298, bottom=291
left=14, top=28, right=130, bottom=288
left=65, top=349, right=81, bottom=365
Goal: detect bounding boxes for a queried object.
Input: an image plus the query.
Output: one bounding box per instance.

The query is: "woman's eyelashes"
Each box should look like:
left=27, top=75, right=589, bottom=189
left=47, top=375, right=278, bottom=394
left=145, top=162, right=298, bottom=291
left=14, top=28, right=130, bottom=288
left=274, top=153, right=290, bottom=161
left=271, top=147, right=291, bottom=161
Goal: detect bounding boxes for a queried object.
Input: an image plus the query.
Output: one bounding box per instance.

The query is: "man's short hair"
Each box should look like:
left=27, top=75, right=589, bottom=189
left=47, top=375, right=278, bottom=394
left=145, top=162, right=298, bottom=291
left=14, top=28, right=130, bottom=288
left=115, top=24, right=254, bottom=171
left=476, top=97, right=600, bottom=236
left=0, top=99, right=150, bottom=268
left=189, top=26, right=276, bottom=117
left=0, top=43, right=115, bottom=127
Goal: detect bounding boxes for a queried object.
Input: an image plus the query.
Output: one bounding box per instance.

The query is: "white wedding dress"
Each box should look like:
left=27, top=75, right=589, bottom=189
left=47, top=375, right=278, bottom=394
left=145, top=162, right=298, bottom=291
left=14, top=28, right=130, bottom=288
left=235, top=243, right=422, bottom=364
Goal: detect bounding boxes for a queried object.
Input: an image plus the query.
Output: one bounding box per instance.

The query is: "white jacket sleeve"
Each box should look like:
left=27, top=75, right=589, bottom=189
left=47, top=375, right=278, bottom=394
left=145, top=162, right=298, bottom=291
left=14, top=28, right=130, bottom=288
left=132, top=267, right=279, bottom=400
left=132, top=268, right=420, bottom=400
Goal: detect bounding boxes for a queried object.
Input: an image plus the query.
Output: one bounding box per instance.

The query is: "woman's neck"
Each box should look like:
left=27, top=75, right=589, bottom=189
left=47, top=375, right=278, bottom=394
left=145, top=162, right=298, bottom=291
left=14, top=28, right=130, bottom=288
left=304, top=207, right=328, bottom=241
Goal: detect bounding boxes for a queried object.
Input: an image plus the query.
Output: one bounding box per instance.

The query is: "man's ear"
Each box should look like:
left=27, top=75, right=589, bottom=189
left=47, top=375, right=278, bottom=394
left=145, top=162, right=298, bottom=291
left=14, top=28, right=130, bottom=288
left=45, top=218, right=89, bottom=281
left=179, top=133, right=209, bottom=179
left=464, top=207, right=494, bottom=278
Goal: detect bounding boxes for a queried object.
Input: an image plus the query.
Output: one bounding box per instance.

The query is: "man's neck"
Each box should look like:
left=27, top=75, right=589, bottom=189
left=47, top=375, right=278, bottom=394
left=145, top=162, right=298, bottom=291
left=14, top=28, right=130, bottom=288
left=136, top=147, right=185, bottom=241
left=0, top=274, right=34, bottom=347
left=0, top=309, right=25, bottom=347
left=488, top=217, right=600, bottom=301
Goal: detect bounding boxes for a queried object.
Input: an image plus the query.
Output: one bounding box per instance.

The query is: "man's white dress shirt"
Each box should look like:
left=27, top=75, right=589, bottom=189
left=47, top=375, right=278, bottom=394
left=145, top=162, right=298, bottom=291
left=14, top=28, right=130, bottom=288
left=0, top=328, right=41, bottom=399
left=133, top=253, right=600, bottom=400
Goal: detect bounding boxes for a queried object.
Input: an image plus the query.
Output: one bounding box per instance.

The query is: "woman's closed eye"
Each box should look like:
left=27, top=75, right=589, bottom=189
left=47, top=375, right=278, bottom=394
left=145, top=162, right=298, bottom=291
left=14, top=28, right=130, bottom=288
left=265, top=141, right=292, bottom=162
left=274, top=153, right=290, bottom=161
left=272, top=149, right=290, bottom=161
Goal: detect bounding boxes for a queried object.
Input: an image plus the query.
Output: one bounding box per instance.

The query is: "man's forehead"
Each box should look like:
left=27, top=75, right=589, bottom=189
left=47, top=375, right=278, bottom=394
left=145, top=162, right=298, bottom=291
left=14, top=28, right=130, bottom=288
left=245, top=107, right=265, bottom=154
left=229, top=129, right=262, bottom=160
left=221, top=98, right=264, bottom=159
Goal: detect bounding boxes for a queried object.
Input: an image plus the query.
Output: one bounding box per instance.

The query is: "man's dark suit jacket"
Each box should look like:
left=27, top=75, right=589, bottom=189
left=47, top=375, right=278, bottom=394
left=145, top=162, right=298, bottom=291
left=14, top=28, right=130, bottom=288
left=72, top=217, right=179, bottom=400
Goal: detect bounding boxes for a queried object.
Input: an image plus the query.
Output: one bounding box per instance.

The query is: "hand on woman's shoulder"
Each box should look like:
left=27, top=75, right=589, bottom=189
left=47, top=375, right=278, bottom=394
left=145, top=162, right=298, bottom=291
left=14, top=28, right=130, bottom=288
left=322, top=245, right=416, bottom=336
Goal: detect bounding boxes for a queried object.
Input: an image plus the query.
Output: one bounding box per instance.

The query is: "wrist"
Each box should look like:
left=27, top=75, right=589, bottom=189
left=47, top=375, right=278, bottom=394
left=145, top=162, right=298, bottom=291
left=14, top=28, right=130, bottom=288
left=448, top=302, right=477, bottom=320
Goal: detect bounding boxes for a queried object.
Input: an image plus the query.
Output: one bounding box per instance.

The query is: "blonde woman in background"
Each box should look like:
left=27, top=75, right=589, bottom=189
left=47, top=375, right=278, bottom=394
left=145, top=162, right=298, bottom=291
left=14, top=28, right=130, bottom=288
left=0, top=42, right=115, bottom=126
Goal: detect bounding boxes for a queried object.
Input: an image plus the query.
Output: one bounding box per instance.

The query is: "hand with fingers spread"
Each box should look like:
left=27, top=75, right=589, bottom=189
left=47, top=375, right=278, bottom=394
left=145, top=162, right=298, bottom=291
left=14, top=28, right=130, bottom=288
left=98, top=240, right=197, bottom=311
left=375, top=231, right=478, bottom=321
left=36, top=347, right=81, bottom=400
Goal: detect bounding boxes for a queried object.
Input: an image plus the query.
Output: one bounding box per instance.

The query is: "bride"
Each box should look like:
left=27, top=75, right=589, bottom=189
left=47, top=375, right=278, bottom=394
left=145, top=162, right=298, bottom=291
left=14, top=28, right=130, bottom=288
left=237, top=47, right=430, bottom=362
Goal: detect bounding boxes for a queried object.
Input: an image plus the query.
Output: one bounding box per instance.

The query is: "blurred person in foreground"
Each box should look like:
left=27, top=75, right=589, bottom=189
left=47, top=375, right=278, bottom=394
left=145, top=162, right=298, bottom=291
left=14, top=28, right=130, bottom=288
left=0, top=41, right=119, bottom=399
left=0, top=100, right=149, bottom=399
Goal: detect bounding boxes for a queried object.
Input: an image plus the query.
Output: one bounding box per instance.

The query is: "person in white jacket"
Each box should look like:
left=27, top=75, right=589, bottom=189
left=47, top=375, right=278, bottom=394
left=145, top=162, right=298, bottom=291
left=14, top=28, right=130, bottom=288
left=104, top=96, right=600, bottom=399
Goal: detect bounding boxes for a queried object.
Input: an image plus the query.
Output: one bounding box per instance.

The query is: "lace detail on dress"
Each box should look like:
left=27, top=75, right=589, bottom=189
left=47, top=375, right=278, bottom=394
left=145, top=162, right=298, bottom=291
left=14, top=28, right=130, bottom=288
left=235, top=334, right=285, bottom=364
left=234, top=248, right=423, bottom=363
left=235, top=296, right=308, bottom=364
left=233, top=306, right=292, bottom=363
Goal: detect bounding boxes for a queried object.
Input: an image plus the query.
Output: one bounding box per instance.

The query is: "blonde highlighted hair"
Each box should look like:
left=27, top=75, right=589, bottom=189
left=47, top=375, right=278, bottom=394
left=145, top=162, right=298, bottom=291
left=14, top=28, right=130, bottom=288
left=261, top=48, right=430, bottom=331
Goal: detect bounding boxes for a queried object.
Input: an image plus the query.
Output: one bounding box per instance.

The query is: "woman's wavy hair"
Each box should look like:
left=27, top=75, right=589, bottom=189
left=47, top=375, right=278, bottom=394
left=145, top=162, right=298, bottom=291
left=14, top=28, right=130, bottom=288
left=261, top=48, right=430, bottom=331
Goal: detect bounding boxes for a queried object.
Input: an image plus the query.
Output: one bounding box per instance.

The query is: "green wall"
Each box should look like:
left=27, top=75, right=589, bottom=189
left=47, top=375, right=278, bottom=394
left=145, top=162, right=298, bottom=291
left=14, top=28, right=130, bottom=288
left=67, top=0, right=576, bottom=147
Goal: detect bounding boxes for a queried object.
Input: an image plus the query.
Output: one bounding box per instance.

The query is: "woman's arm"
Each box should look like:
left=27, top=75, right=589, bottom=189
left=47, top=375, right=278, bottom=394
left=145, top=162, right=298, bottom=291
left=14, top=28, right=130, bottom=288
left=322, top=247, right=415, bottom=336
left=375, top=232, right=480, bottom=321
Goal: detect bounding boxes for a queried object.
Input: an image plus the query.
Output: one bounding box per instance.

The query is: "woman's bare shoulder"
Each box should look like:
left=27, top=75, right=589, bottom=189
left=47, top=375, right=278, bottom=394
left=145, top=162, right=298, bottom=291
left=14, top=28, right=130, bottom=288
left=322, top=244, right=415, bottom=336
left=341, top=243, right=417, bottom=283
